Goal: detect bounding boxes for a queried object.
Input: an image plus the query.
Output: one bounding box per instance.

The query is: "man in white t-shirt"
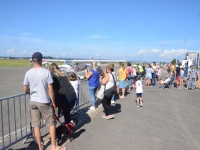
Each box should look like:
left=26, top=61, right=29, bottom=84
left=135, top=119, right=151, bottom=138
left=23, top=52, right=66, bottom=150
left=135, top=75, right=143, bottom=107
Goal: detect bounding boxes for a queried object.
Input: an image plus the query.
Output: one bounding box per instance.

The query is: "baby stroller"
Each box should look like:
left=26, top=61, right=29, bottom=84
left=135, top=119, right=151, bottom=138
left=160, top=73, right=172, bottom=89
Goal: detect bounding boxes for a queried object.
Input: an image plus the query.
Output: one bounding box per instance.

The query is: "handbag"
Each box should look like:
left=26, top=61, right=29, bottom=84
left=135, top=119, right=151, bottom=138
left=104, top=73, right=117, bottom=97
left=96, top=84, right=105, bottom=100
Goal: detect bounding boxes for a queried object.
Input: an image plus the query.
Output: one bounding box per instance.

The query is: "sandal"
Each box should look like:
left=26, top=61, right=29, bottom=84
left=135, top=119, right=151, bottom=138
left=59, top=146, right=67, bottom=150
left=106, top=115, right=114, bottom=120
left=53, top=146, right=67, bottom=150
left=102, top=115, right=107, bottom=119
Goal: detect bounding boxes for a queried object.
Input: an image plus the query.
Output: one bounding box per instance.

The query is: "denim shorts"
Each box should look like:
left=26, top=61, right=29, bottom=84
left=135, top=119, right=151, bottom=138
left=119, top=80, right=126, bottom=88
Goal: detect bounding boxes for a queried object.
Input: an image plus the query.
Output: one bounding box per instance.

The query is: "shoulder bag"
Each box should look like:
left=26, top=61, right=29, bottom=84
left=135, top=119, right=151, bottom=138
left=104, top=73, right=117, bottom=97
left=96, top=84, right=105, bottom=100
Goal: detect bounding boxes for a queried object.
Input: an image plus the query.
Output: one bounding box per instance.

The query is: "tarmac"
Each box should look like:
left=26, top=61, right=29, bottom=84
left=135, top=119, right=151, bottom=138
left=1, top=67, right=200, bottom=150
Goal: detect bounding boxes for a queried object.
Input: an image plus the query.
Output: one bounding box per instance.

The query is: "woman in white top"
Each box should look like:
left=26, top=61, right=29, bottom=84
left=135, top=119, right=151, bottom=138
left=68, top=72, right=79, bottom=99
left=99, top=65, right=115, bottom=120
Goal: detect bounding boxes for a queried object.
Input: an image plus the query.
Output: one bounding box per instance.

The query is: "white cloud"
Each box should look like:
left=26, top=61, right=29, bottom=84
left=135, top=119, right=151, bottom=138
left=136, top=49, right=147, bottom=55
left=7, top=48, right=15, bottom=54
left=96, top=53, right=101, bottom=56
left=61, top=53, right=66, bottom=56
left=152, top=49, right=160, bottom=53
left=160, top=49, right=185, bottom=58
left=20, top=50, right=26, bottom=55
left=86, top=34, right=109, bottom=39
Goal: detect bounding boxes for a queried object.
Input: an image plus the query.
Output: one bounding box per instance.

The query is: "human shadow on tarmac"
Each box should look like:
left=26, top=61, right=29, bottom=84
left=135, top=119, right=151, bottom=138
left=9, top=140, right=39, bottom=150
left=54, top=128, right=86, bottom=146
left=111, top=103, right=121, bottom=114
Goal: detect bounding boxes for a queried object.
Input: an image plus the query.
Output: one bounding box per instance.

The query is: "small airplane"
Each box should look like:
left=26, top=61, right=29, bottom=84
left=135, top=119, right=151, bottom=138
left=30, top=59, right=65, bottom=66
left=58, top=59, right=126, bottom=79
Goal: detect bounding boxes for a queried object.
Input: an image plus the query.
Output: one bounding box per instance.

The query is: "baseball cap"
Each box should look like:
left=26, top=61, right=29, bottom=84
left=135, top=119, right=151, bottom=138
left=32, top=52, right=43, bottom=61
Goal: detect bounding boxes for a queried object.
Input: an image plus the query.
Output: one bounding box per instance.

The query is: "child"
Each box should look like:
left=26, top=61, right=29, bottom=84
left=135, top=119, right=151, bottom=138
left=156, top=67, right=162, bottom=81
left=159, top=73, right=171, bottom=89
left=135, top=75, right=143, bottom=107
left=68, top=72, right=79, bottom=100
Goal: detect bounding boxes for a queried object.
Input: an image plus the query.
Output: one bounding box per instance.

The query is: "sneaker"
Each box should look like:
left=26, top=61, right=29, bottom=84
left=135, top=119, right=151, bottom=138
left=178, top=86, right=181, bottom=89
left=140, top=101, right=143, bottom=107
left=111, top=101, right=115, bottom=104
left=89, top=106, right=96, bottom=110
left=137, top=105, right=140, bottom=108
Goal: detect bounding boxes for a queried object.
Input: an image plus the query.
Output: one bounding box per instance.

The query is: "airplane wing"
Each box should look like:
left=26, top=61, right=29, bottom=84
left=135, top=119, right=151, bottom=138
left=29, top=59, right=65, bottom=62
left=45, top=59, right=65, bottom=62
left=72, top=60, right=126, bottom=63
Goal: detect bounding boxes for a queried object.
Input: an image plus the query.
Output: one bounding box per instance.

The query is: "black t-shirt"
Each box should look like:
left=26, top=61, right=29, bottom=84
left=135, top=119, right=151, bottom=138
left=176, top=67, right=180, bottom=76
left=51, top=74, right=76, bottom=99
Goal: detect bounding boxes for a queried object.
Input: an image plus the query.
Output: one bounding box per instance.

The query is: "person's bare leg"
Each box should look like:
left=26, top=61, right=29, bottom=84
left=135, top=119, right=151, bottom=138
left=49, top=125, right=60, bottom=150
left=50, top=125, right=66, bottom=150
left=34, top=127, right=43, bottom=150
left=137, top=97, right=140, bottom=105
left=117, top=86, right=119, bottom=95
left=122, top=88, right=125, bottom=97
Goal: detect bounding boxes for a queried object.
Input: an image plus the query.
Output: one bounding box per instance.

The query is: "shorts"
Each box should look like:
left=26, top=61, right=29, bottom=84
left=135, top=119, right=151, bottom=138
left=30, top=101, right=56, bottom=127
left=180, top=75, right=184, bottom=79
left=136, top=93, right=142, bottom=98
left=146, top=74, right=152, bottom=79
left=119, top=80, right=126, bottom=89
left=176, top=75, right=180, bottom=81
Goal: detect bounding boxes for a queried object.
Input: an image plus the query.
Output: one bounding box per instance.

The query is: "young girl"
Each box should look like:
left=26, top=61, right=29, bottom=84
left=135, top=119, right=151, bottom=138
left=135, top=75, right=143, bottom=107
left=68, top=72, right=79, bottom=100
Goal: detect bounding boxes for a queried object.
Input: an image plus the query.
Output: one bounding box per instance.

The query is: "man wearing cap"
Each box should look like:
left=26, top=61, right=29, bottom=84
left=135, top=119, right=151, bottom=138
left=23, top=52, right=66, bottom=150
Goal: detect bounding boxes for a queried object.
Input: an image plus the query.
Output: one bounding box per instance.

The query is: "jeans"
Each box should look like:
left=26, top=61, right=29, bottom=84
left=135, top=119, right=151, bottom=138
left=170, top=74, right=175, bottom=86
left=127, top=77, right=133, bottom=89
left=151, top=72, right=156, bottom=86
left=55, top=95, right=76, bottom=124
left=111, top=95, right=115, bottom=101
left=89, top=86, right=98, bottom=107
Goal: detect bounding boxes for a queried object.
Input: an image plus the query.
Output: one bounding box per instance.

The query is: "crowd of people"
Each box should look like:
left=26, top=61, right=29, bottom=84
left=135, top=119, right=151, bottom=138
left=23, top=52, right=200, bottom=150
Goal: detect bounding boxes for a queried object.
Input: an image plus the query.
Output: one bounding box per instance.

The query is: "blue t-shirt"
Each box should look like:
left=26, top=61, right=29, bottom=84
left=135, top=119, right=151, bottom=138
left=88, top=69, right=100, bottom=88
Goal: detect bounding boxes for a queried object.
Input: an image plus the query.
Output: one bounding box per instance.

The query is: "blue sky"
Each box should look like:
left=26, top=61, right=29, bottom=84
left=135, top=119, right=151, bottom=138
left=0, top=0, right=200, bottom=62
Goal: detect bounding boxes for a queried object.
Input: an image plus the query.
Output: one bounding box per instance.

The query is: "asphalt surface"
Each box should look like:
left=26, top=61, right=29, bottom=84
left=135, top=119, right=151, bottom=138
left=1, top=67, right=200, bottom=150
left=65, top=85, right=200, bottom=150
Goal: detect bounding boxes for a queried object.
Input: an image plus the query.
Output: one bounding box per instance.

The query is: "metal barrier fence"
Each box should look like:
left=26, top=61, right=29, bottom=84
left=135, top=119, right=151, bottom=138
left=0, top=80, right=91, bottom=150
left=77, top=80, right=90, bottom=115
left=0, top=93, right=31, bottom=150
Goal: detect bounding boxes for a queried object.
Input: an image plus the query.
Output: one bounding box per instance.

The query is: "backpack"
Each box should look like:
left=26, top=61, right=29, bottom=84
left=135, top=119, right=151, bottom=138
left=126, top=68, right=132, bottom=78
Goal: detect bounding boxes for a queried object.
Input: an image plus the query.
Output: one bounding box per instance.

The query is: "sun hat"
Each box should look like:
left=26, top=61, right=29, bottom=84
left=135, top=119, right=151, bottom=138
left=32, top=52, right=43, bottom=61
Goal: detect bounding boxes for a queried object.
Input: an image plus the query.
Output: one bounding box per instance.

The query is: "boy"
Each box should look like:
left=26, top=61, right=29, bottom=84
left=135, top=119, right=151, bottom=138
left=135, top=75, right=143, bottom=107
